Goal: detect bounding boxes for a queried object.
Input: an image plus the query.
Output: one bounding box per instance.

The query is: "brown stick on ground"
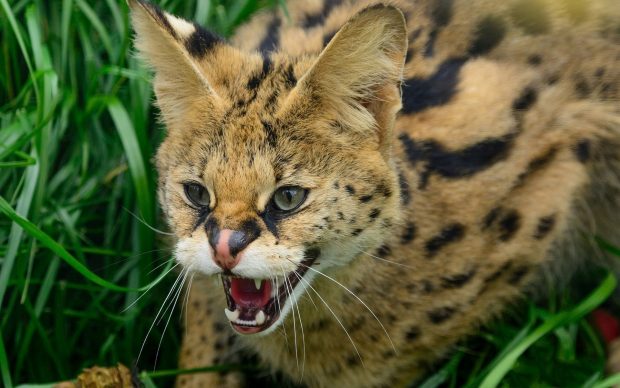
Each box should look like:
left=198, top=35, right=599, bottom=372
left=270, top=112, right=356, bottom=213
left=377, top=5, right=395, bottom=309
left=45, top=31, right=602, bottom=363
left=54, top=363, right=136, bottom=388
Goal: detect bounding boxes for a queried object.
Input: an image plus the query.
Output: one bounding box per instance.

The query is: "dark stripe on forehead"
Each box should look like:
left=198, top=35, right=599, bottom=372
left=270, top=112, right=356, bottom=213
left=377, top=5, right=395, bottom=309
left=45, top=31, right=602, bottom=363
left=259, top=16, right=281, bottom=54
left=185, top=24, right=222, bottom=58
left=247, top=56, right=273, bottom=91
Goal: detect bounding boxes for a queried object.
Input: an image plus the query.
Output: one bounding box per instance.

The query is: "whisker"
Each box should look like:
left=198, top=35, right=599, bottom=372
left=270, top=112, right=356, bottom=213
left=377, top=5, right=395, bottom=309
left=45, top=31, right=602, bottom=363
left=122, top=262, right=179, bottom=313
left=290, top=270, right=308, bottom=380
left=282, top=265, right=300, bottom=372
left=154, top=269, right=189, bottom=369
left=295, top=273, right=365, bottom=368
left=124, top=207, right=175, bottom=236
left=182, top=272, right=195, bottom=338
left=137, top=268, right=185, bottom=363
left=293, top=259, right=396, bottom=353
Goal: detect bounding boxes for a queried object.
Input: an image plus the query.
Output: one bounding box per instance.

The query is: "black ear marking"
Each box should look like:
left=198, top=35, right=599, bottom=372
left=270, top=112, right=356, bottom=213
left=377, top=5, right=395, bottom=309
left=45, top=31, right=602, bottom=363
left=185, top=23, right=223, bottom=58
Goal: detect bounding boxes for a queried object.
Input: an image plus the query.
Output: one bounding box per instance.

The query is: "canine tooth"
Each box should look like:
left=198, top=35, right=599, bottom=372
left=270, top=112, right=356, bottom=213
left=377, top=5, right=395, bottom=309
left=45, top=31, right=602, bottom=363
left=254, top=279, right=262, bottom=289
left=256, top=310, right=266, bottom=325
left=224, top=308, right=239, bottom=322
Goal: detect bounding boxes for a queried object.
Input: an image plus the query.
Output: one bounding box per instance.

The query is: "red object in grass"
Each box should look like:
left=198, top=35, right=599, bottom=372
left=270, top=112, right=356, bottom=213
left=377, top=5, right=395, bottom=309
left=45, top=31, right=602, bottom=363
left=592, top=308, right=620, bottom=344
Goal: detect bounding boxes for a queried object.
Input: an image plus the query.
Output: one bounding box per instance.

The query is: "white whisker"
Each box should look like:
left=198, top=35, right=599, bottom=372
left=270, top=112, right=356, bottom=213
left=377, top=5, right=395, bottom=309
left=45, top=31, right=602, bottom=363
left=154, top=269, right=188, bottom=369
left=137, top=268, right=185, bottom=363
left=293, top=259, right=396, bottom=353
left=122, top=262, right=179, bottom=313
left=124, top=207, right=175, bottom=236
left=296, top=273, right=364, bottom=368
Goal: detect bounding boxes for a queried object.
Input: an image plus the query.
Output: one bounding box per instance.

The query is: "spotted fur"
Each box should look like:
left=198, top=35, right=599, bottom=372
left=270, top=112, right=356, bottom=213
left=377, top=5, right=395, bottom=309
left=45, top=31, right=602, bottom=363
left=129, top=0, right=620, bottom=386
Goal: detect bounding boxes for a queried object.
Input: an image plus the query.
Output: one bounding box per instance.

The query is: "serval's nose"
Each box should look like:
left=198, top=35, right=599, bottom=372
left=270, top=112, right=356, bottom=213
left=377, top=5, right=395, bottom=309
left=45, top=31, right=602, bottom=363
left=207, top=220, right=260, bottom=270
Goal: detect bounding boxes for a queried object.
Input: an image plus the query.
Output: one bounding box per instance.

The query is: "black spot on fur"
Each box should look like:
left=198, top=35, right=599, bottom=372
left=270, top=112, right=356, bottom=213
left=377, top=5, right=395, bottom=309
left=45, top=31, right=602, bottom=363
left=441, top=268, right=477, bottom=289
left=399, top=133, right=515, bottom=186
left=213, top=322, right=225, bottom=332
left=377, top=245, right=391, bottom=257
left=424, top=30, right=438, bottom=57
left=406, top=326, right=421, bottom=340
left=469, top=15, right=506, bottom=56
left=527, top=54, right=543, bottom=66
left=498, top=210, right=521, bottom=241
left=428, top=306, right=456, bottom=324
left=575, top=76, right=591, bottom=98
left=508, top=266, right=529, bottom=284
left=376, top=182, right=392, bottom=198
left=345, top=185, right=356, bottom=195
left=346, top=355, right=361, bottom=367
left=302, top=0, right=342, bottom=29
left=352, top=228, right=363, bottom=236
left=185, top=24, right=222, bottom=58
left=259, top=17, right=281, bottom=54
left=359, top=194, right=373, bottom=203
left=398, top=171, right=411, bottom=205
left=574, top=139, right=591, bottom=162
left=283, top=64, right=297, bottom=88
left=483, top=207, right=501, bottom=230
left=425, top=223, right=465, bottom=257
left=402, top=58, right=466, bottom=113
left=337, top=211, right=344, bottom=220
left=333, top=181, right=340, bottom=189
left=513, top=87, right=538, bottom=111
left=510, top=0, right=551, bottom=35
left=422, top=280, right=435, bottom=294
left=515, top=147, right=557, bottom=187
left=369, top=208, right=381, bottom=220
left=534, top=215, right=556, bottom=239
left=431, top=0, right=455, bottom=26
left=484, top=262, right=513, bottom=284
left=423, top=0, right=455, bottom=57
left=401, top=222, right=417, bottom=244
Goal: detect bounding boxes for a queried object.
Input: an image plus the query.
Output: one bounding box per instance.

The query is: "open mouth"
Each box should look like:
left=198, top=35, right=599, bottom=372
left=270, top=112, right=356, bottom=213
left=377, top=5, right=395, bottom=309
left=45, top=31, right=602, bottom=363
left=221, top=250, right=319, bottom=334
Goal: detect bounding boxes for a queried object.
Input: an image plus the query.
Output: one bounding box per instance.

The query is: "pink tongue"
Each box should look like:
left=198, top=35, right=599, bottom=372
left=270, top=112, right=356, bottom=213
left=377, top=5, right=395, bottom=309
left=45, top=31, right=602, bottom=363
left=230, top=279, right=272, bottom=308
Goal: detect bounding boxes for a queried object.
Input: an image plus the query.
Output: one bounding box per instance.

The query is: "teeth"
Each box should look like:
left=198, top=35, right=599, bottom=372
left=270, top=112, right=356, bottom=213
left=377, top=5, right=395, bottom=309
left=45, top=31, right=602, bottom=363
left=254, top=279, right=262, bottom=290
left=256, top=310, right=266, bottom=325
left=224, top=307, right=239, bottom=322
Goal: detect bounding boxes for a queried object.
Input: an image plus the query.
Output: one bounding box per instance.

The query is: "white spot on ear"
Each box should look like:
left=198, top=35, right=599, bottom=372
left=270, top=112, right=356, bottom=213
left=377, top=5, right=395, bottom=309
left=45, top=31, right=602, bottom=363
left=166, top=13, right=196, bottom=38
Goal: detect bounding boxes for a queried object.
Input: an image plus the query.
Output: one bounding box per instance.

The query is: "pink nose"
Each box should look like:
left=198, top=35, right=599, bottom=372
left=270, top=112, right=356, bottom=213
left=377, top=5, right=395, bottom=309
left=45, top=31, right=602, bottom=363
left=213, top=229, right=241, bottom=270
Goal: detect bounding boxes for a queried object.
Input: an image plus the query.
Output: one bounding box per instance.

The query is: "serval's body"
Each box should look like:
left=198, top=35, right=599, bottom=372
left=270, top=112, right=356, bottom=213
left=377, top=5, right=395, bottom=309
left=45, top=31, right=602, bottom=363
left=129, top=0, right=620, bottom=386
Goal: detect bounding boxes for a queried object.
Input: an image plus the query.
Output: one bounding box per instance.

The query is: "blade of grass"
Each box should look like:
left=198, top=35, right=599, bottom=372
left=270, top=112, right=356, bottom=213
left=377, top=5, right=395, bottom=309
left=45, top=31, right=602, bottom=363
left=0, top=196, right=167, bottom=293
left=478, top=272, right=616, bottom=388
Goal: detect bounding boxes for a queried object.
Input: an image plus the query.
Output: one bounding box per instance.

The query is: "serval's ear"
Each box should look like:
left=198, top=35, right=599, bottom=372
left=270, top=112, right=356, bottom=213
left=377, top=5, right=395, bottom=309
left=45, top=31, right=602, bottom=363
left=128, top=0, right=224, bottom=128
left=284, top=5, right=407, bottom=154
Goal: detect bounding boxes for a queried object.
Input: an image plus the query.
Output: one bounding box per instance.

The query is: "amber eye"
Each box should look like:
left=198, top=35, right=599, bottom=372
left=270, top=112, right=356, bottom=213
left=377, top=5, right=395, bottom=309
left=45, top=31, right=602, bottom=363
left=184, top=182, right=210, bottom=208
left=272, top=186, right=307, bottom=212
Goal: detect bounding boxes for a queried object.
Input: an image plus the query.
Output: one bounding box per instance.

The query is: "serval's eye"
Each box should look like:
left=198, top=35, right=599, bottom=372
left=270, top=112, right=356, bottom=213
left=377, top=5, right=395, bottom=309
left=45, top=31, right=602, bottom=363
left=184, top=182, right=210, bottom=208
left=272, top=186, right=307, bottom=212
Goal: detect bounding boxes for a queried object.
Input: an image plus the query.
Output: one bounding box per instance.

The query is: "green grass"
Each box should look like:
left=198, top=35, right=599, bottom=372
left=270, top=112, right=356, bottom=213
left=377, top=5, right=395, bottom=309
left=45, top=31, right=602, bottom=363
left=0, top=0, right=618, bottom=387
